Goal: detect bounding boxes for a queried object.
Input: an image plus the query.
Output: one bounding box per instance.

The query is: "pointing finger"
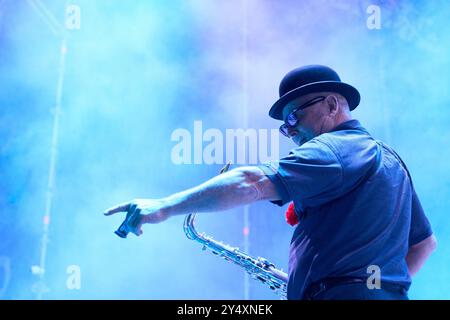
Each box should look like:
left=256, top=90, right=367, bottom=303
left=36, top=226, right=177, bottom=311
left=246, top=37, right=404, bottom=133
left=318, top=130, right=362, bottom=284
left=103, top=202, right=131, bottom=216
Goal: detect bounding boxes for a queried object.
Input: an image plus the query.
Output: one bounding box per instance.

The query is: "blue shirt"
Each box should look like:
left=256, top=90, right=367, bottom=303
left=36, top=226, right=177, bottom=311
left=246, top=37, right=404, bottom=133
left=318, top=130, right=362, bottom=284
left=259, top=119, right=432, bottom=300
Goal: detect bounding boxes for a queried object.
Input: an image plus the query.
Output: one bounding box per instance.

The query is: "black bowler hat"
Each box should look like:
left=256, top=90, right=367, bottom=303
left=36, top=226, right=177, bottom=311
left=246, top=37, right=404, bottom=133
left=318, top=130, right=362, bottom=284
left=269, top=65, right=360, bottom=120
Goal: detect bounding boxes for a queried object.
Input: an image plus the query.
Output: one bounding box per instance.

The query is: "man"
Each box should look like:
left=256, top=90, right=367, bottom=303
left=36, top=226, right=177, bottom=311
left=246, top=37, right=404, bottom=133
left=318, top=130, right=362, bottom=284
left=104, top=65, right=436, bottom=300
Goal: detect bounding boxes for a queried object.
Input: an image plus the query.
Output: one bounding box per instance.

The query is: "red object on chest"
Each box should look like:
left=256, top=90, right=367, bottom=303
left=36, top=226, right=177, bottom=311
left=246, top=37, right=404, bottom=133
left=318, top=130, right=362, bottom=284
left=285, top=202, right=299, bottom=226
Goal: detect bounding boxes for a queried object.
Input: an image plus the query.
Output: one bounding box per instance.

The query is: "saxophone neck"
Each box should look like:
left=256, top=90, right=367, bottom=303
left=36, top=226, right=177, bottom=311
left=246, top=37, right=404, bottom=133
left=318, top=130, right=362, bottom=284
left=183, top=213, right=199, bottom=240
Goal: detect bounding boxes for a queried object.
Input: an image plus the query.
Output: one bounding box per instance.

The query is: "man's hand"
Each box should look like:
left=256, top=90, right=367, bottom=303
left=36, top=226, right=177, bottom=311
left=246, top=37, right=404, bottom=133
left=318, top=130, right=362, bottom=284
left=104, top=199, right=169, bottom=237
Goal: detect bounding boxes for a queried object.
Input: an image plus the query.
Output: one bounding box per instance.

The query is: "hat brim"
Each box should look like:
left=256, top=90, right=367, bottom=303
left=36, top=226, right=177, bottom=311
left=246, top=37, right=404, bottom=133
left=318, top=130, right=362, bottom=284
left=269, top=81, right=360, bottom=120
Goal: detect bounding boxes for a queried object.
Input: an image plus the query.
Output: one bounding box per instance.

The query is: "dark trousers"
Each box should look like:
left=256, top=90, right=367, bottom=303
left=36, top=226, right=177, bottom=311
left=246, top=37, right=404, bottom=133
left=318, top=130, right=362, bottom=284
left=305, top=282, right=409, bottom=300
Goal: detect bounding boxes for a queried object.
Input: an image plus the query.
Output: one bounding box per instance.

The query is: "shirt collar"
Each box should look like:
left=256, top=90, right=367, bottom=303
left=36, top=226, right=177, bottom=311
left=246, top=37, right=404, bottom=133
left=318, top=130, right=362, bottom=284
left=329, top=119, right=368, bottom=134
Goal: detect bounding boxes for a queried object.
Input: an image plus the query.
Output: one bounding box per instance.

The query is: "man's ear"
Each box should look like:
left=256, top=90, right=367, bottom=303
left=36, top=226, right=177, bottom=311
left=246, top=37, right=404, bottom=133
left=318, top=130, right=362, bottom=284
left=325, top=95, right=339, bottom=116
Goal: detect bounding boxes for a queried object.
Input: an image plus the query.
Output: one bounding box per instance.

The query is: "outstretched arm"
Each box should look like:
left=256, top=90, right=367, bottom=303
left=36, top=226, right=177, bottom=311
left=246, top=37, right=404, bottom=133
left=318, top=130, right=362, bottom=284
left=104, top=166, right=281, bottom=235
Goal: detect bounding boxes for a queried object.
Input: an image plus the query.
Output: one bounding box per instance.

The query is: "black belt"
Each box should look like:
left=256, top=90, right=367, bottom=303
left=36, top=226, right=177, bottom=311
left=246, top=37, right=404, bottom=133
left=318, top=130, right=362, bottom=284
left=303, top=277, right=407, bottom=300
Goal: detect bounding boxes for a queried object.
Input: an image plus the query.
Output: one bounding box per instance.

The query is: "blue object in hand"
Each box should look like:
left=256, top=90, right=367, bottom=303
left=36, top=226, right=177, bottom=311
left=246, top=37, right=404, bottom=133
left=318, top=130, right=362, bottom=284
left=114, top=218, right=130, bottom=238
left=114, top=208, right=137, bottom=238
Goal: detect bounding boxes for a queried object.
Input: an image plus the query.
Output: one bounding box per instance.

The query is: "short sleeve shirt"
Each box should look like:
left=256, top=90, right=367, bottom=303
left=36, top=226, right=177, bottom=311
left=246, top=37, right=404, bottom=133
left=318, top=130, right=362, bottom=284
left=259, top=119, right=432, bottom=300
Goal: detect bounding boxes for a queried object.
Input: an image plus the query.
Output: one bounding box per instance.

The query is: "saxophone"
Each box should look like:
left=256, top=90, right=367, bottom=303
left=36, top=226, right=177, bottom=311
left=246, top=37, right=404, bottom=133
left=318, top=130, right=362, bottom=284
left=183, top=163, right=288, bottom=299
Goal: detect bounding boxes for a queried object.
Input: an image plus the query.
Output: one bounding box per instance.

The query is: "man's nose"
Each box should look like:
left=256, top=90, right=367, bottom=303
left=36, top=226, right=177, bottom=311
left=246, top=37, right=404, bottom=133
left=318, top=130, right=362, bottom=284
left=287, top=126, right=298, bottom=137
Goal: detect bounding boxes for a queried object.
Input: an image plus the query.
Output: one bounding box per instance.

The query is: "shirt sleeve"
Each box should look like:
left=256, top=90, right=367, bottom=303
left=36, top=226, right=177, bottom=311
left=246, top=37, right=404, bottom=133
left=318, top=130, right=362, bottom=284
left=258, top=139, right=343, bottom=208
left=408, top=187, right=433, bottom=246
left=380, top=142, right=433, bottom=247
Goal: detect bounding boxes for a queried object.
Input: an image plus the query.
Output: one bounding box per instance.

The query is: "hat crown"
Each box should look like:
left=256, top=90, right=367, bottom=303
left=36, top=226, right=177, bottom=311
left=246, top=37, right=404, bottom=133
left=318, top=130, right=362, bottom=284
left=279, top=65, right=341, bottom=97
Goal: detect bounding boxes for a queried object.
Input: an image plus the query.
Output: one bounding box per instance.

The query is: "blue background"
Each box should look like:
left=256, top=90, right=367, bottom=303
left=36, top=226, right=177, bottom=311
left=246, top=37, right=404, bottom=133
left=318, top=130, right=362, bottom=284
left=0, top=0, right=448, bottom=299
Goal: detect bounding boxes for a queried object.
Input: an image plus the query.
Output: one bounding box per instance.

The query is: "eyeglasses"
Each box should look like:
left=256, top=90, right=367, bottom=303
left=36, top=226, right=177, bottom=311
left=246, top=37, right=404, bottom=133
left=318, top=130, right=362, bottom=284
left=279, top=96, right=326, bottom=137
